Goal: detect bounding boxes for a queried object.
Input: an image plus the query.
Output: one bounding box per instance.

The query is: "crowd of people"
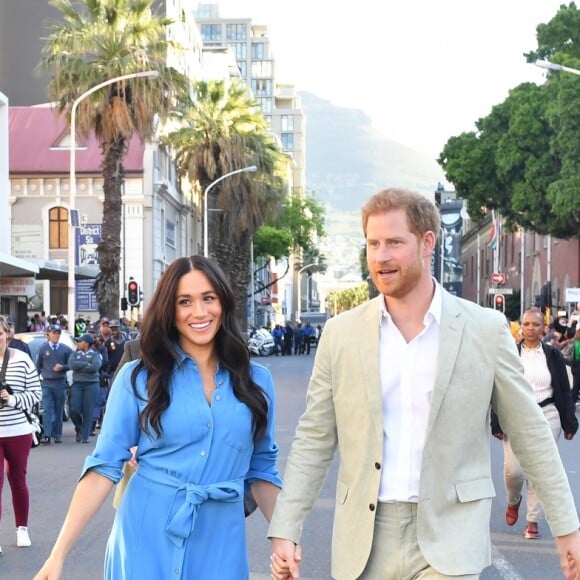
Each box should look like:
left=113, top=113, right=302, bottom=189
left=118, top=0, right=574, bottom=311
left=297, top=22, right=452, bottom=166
left=268, top=321, right=321, bottom=356
left=1, top=187, right=580, bottom=579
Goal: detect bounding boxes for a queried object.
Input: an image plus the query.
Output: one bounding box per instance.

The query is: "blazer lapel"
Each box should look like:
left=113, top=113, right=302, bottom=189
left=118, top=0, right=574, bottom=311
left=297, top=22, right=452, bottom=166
left=357, top=297, right=384, bottom=445
left=425, top=292, right=465, bottom=440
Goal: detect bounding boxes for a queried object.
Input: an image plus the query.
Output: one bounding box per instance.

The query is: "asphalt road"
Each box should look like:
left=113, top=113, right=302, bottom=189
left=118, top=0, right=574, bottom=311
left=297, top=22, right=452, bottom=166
left=1, top=351, right=579, bottom=579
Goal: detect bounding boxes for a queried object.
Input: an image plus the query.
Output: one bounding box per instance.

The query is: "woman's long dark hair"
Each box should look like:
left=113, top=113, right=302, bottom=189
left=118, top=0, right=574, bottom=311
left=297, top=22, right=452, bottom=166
left=132, top=255, right=268, bottom=441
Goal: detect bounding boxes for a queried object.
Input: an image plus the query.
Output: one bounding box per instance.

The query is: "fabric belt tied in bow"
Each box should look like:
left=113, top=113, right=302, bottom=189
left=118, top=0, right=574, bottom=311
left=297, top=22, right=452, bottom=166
left=137, top=465, right=243, bottom=547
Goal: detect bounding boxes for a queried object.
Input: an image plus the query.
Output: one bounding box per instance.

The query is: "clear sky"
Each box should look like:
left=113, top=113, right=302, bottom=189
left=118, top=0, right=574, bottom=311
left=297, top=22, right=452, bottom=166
left=214, top=0, right=566, bottom=158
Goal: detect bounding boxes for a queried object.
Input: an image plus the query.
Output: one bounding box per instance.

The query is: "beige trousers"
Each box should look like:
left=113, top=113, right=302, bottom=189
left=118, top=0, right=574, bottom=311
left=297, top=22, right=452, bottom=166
left=357, top=502, right=479, bottom=579
left=503, top=404, right=561, bottom=523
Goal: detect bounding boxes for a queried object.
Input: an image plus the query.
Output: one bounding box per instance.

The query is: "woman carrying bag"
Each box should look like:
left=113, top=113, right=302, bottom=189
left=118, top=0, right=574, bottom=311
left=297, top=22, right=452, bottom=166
left=0, top=314, right=42, bottom=554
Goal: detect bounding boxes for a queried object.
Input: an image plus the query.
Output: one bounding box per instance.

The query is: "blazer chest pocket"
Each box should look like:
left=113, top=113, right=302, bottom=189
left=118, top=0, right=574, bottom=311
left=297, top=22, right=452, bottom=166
left=455, top=477, right=495, bottom=503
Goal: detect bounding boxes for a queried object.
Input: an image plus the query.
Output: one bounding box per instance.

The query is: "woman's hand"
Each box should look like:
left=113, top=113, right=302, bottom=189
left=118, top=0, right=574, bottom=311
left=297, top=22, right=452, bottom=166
left=0, top=388, right=10, bottom=405
left=33, top=554, right=64, bottom=580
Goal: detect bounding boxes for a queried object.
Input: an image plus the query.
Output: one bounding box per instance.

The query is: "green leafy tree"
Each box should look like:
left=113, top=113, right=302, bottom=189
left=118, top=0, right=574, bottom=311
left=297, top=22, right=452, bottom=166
left=40, top=0, right=187, bottom=319
left=251, top=192, right=327, bottom=309
left=165, top=79, right=289, bottom=329
left=253, top=191, right=327, bottom=278
left=326, top=283, right=369, bottom=315
left=438, top=2, right=580, bottom=238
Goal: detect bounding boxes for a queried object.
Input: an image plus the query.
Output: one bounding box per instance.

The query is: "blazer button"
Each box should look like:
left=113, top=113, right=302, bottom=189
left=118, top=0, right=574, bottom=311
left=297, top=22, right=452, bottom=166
left=369, top=503, right=376, bottom=511
left=374, top=462, right=381, bottom=470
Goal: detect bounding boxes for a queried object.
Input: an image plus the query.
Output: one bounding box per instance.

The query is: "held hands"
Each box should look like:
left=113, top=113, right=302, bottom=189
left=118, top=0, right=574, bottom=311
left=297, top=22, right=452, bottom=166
left=492, top=432, right=505, bottom=440
left=270, top=538, right=302, bottom=579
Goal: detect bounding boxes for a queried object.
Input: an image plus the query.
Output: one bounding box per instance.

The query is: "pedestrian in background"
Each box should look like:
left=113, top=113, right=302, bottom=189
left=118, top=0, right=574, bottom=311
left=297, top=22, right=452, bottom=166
left=35, top=324, right=72, bottom=445
left=34, top=255, right=283, bottom=579
left=492, top=307, right=577, bottom=540
left=68, top=334, right=102, bottom=444
left=5, top=316, right=32, bottom=358
left=564, top=327, right=580, bottom=404
left=0, top=315, right=41, bottom=552
left=269, top=188, right=580, bottom=580
left=283, top=322, right=294, bottom=356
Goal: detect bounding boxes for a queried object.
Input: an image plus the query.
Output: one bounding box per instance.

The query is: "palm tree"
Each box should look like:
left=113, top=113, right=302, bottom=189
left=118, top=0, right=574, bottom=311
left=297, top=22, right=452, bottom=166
left=166, top=79, right=289, bottom=329
left=40, top=0, right=188, bottom=319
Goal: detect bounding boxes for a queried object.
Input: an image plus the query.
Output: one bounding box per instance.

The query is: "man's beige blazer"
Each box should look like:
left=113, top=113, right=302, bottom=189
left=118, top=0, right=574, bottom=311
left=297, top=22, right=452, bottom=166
left=268, top=291, right=579, bottom=579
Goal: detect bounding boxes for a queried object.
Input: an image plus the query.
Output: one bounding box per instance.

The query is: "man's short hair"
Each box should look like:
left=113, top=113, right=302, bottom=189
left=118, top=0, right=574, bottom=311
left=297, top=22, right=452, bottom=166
left=361, top=187, right=440, bottom=239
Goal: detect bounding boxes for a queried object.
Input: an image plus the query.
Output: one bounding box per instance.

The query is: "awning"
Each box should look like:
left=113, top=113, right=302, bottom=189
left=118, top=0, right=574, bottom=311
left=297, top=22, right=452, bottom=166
left=0, top=253, right=39, bottom=277
left=36, top=261, right=100, bottom=281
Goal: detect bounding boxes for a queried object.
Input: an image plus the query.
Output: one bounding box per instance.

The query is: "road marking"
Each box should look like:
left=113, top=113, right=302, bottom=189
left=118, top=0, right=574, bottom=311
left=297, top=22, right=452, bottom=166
left=491, top=545, right=524, bottom=580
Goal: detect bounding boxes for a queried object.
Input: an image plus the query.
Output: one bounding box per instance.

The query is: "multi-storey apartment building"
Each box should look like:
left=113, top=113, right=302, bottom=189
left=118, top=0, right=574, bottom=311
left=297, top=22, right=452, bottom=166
left=195, top=3, right=307, bottom=326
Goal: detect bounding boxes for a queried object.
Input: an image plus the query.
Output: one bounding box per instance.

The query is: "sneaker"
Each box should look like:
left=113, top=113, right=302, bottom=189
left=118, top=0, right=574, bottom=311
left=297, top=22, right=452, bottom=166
left=16, top=526, right=31, bottom=547
left=524, top=522, right=539, bottom=539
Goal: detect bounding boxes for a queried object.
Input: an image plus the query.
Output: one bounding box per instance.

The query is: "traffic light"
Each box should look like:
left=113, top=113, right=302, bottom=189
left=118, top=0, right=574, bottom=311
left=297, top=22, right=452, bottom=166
left=494, top=293, right=505, bottom=313
left=127, top=280, right=140, bottom=306
left=121, top=297, right=128, bottom=312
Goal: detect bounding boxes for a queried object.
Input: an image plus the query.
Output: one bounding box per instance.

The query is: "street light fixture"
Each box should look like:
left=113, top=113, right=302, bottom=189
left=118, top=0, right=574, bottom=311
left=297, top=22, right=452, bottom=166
left=296, top=262, right=318, bottom=322
left=67, top=71, right=159, bottom=326
left=534, top=60, right=580, bottom=77
left=203, top=165, right=258, bottom=257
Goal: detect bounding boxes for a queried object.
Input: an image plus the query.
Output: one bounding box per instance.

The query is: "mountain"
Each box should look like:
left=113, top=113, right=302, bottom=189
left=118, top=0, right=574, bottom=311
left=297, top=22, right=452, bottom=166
left=300, top=91, right=446, bottom=276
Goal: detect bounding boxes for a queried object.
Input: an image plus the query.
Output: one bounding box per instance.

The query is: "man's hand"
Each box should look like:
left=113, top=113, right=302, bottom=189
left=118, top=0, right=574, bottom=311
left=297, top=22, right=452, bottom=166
left=270, top=538, right=302, bottom=579
left=555, top=530, right=580, bottom=579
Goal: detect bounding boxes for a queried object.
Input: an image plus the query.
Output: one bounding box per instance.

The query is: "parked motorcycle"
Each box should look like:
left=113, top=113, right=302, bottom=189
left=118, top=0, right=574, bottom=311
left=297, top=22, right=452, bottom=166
left=248, top=328, right=275, bottom=356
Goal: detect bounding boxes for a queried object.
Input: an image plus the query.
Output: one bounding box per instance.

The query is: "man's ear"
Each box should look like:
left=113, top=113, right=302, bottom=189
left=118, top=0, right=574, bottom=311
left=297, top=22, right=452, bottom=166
left=422, top=230, right=437, bottom=254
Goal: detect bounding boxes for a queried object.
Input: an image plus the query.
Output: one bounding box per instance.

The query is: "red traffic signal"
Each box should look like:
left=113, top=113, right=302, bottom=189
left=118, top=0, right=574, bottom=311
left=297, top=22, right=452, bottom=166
left=494, top=293, right=505, bottom=313
left=127, top=280, right=140, bottom=306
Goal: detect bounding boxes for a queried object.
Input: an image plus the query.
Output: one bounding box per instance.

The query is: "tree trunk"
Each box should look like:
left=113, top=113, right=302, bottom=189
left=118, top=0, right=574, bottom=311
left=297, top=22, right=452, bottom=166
left=94, top=137, right=125, bottom=320
left=214, top=235, right=252, bottom=333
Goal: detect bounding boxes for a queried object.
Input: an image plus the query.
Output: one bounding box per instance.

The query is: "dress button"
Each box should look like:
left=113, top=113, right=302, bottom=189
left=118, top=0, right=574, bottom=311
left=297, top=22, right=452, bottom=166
left=216, top=395, right=221, bottom=401
left=175, top=569, right=180, bottom=575
left=200, top=450, right=206, bottom=456
left=207, top=423, right=212, bottom=429
left=369, top=503, right=376, bottom=511
left=375, top=462, right=381, bottom=470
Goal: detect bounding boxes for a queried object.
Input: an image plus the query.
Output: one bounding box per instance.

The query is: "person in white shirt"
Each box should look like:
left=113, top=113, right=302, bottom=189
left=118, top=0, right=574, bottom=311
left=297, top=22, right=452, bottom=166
left=493, top=308, right=577, bottom=540
left=269, top=188, right=580, bottom=580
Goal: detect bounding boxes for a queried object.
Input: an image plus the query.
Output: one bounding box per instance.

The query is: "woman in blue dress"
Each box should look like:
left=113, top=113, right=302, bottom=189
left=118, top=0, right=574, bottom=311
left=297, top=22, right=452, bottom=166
left=34, top=256, right=285, bottom=579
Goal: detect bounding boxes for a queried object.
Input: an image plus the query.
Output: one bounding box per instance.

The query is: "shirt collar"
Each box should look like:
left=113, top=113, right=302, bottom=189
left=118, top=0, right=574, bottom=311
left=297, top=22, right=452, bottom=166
left=379, top=279, right=442, bottom=327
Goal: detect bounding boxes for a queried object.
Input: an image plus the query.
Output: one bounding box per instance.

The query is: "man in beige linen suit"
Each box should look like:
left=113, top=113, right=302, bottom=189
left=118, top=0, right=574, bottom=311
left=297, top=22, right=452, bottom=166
left=269, top=188, right=580, bottom=580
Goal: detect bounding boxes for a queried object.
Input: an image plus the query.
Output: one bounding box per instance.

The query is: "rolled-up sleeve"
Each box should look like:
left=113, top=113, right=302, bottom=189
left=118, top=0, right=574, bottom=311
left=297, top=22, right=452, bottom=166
left=246, top=366, right=282, bottom=488
left=80, top=361, right=142, bottom=483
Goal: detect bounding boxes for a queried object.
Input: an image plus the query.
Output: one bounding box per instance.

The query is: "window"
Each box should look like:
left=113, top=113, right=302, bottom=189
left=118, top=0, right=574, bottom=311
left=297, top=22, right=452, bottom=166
left=228, top=42, right=246, bottom=59
left=251, top=42, right=264, bottom=59
left=281, top=133, right=294, bottom=150
left=226, top=24, right=247, bottom=41
left=264, top=115, right=272, bottom=129
left=259, top=98, right=272, bottom=114
left=281, top=115, right=294, bottom=131
left=237, top=60, right=247, bottom=77
left=251, top=78, right=272, bottom=96
left=49, top=206, right=69, bottom=249
left=251, top=60, right=272, bottom=78
left=201, top=24, right=221, bottom=42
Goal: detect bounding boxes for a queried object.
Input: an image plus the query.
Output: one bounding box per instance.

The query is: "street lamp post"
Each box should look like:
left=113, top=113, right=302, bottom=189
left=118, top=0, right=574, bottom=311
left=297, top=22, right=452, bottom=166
left=203, top=165, right=258, bottom=258
left=296, top=262, right=318, bottom=322
left=67, top=71, right=159, bottom=327
left=535, top=60, right=580, bottom=76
